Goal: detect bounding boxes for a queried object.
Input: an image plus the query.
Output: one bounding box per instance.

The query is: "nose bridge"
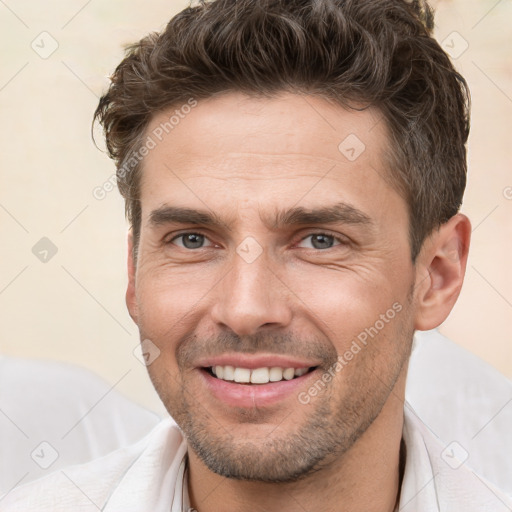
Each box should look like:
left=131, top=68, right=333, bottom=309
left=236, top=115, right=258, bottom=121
left=211, top=247, right=292, bottom=336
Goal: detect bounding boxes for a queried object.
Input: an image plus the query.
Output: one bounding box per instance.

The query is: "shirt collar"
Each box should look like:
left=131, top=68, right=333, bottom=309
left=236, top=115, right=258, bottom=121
left=399, top=401, right=512, bottom=511
left=134, top=401, right=512, bottom=512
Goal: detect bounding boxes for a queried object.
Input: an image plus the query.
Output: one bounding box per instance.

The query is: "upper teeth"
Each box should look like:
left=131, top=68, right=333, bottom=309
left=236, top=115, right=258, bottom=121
left=211, top=366, right=309, bottom=384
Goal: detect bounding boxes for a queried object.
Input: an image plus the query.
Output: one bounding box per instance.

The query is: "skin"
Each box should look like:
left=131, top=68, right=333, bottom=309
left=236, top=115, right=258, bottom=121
left=126, top=92, right=471, bottom=512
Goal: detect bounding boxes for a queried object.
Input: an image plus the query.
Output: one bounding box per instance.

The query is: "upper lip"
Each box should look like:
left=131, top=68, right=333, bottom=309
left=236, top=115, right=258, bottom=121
left=196, top=353, right=320, bottom=370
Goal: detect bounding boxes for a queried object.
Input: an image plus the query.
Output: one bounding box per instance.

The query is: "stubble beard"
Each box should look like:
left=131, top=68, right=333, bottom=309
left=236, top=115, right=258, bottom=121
left=148, top=317, right=414, bottom=483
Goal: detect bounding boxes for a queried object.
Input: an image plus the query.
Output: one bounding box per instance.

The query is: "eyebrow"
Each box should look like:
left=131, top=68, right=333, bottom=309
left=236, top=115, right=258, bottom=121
left=266, top=203, right=373, bottom=230
left=148, top=202, right=373, bottom=231
left=149, top=206, right=231, bottom=229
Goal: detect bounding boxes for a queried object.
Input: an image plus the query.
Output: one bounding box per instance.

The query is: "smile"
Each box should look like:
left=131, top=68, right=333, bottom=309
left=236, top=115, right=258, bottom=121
left=208, top=365, right=315, bottom=384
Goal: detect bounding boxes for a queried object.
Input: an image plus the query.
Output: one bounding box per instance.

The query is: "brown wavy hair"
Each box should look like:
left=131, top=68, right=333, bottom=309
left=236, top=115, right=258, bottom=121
left=93, top=0, right=470, bottom=262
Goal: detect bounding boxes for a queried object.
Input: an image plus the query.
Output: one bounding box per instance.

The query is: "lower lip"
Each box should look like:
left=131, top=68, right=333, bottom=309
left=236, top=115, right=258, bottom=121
left=199, top=368, right=318, bottom=408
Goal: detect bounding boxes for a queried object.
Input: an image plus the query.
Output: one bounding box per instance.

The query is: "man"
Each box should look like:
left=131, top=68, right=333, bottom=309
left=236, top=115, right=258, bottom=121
left=2, top=0, right=511, bottom=510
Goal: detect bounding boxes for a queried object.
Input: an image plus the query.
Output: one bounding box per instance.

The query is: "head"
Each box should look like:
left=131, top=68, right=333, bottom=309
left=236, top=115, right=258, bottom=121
left=93, top=0, right=471, bottom=483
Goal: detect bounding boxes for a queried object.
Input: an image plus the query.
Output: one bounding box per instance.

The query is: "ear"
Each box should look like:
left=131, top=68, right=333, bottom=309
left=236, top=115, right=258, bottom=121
left=413, top=213, right=471, bottom=331
left=126, top=230, right=139, bottom=324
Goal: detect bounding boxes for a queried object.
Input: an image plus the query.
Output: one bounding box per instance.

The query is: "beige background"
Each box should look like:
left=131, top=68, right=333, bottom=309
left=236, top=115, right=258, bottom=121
left=0, top=0, right=511, bottom=416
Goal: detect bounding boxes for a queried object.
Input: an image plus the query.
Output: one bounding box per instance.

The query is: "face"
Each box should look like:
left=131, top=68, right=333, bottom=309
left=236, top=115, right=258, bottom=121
left=127, top=92, right=418, bottom=482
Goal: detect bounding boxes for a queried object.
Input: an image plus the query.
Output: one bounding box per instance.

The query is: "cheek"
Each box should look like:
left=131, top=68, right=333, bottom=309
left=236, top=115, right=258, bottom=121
left=135, top=264, right=216, bottom=338
left=134, top=245, right=412, bottom=352
left=286, top=263, right=408, bottom=342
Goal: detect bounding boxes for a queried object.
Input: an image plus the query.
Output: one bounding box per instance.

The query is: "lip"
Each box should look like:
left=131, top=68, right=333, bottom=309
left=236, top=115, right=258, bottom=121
left=198, top=366, right=320, bottom=408
left=196, top=353, right=320, bottom=370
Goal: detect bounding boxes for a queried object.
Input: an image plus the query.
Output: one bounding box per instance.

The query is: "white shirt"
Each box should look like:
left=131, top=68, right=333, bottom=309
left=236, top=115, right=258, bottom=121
left=0, top=356, right=161, bottom=495
left=1, top=401, right=511, bottom=511
left=400, top=403, right=512, bottom=511
left=406, top=329, right=512, bottom=497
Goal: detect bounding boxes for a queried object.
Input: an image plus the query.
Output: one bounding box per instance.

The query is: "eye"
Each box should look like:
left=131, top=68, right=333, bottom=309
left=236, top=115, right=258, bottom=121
left=169, top=232, right=214, bottom=250
left=296, top=233, right=347, bottom=250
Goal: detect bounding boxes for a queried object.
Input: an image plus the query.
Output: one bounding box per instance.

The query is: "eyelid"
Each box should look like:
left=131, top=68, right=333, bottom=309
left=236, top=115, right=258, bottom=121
left=164, top=229, right=351, bottom=249
left=167, top=231, right=216, bottom=248
left=295, top=231, right=351, bottom=248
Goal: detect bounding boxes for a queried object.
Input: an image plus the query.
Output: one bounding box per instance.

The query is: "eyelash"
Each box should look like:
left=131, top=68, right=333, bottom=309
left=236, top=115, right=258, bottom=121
left=167, top=231, right=349, bottom=250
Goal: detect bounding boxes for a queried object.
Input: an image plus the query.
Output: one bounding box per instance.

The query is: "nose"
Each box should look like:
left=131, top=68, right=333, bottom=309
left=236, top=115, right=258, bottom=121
left=210, top=250, right=293, bottom=337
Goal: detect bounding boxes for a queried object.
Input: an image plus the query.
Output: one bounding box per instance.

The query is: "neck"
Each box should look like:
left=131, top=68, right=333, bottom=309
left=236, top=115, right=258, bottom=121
left=187, top=369, right=407, bottom=512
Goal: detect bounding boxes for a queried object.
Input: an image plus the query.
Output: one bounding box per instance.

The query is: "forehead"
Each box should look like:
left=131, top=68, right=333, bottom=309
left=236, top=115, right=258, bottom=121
left=138, top=92, right=406, bottom=229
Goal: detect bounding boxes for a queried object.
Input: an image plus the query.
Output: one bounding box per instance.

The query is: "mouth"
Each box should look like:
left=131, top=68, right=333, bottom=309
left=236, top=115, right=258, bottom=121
left=206, top=365, right=317, bottom=384
left=196, top=356, right=321, bottom=408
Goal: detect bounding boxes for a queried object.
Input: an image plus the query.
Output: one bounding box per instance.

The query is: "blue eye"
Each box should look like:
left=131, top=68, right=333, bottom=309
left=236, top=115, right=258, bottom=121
left=297, top=233, right=343, bottom=250
left=167, top=232, right=347, bottom=251
left=170, top=233, right=213, bottom=249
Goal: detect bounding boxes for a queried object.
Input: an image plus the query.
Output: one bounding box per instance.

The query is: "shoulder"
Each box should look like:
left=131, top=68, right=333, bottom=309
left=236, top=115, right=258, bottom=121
left=0, top=356, right=161, bottom=491
left=401, top=402, right=512, bottom=511
left=0, top=419, right=184, bottom=511
left=407, top=329, right=512, bottom=497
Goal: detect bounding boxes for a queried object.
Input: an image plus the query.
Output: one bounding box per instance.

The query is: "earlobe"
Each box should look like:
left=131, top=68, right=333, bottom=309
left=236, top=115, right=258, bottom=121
left=413, top=213, right=471, bottom=331
left=126, top=230, right=139, bottom=324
